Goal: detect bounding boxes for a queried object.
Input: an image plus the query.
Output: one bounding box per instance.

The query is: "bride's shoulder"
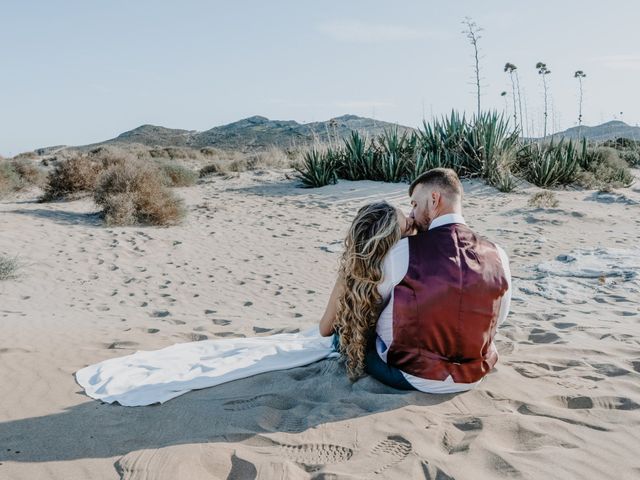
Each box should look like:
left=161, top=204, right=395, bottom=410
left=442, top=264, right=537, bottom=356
left=386, top=237, right=409, bottom=260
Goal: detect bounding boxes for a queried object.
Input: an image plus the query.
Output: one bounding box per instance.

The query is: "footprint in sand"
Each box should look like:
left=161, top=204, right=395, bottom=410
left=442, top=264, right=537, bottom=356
left=556, top=395, right=639, bottom=410
left=106, top=341, right=138, bottom=350
left=441, top=417, right=483, bottom=454
left=527, top=329, right=561, bottom=344
left=276, top=442, right=354, bottom=472
left=327, top=435, right=412, bottom=475
left=211, top=318, right=231, bottom=326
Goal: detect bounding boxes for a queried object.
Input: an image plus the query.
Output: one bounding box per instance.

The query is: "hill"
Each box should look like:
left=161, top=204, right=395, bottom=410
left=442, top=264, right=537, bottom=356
left=551, top=120, right=640, bottom=142
left=75, top=115, right=413, bottom=152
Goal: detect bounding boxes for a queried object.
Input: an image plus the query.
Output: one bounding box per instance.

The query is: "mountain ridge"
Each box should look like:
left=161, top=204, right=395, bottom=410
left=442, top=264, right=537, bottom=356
left=34, top=116, right=640, bottom=155
left=73, top=115, right=413, bottom=152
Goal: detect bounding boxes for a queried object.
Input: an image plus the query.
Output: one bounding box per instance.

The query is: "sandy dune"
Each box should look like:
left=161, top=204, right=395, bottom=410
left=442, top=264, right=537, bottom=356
left=1, top=169, right=639, bottom=479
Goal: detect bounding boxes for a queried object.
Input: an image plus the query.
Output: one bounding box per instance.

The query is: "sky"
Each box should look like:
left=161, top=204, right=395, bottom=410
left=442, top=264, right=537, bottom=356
left=1, top=0, right=639, bottom=156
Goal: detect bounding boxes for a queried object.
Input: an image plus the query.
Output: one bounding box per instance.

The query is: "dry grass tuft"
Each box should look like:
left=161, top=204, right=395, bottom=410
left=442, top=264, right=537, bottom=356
left=156, top=162, right=198, bottom=187
left=0, top=255, right=20, bottom=280
left=528, top=190, right=559, bottom=208
left=0, top=159, right=46, bottom=198
left=94, top=160, right=185, bottom=226
left=40, top=156, right=102, bottom=202
left=199, top=162, right=224, bottom=178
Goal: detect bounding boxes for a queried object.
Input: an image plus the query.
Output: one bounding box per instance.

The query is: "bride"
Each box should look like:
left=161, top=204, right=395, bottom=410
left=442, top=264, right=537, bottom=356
left=76, top=201, right=416, bottom=406
left=318, top=201, right=416, bottom=388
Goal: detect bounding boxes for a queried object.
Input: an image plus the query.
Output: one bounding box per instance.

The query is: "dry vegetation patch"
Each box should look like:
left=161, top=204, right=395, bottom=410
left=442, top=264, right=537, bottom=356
left=94, top=160, right=185, bottom=226
left=0, top=255, right=20, bottom=281
left=528, top=190, right=559, bottom=208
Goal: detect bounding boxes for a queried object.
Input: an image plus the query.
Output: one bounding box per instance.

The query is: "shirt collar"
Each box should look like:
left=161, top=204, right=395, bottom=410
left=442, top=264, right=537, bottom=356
left=428, top=213, right=466, bottom=230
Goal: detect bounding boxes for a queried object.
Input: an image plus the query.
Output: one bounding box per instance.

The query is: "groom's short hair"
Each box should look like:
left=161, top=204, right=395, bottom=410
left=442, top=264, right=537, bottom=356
left=409, top=168, right=463, bottom=198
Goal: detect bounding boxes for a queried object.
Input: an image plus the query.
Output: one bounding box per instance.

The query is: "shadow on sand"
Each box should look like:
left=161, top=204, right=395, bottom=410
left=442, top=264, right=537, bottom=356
left=4, top=208, right=103, bottom=226
left=0, top=358, right=454, bottom=466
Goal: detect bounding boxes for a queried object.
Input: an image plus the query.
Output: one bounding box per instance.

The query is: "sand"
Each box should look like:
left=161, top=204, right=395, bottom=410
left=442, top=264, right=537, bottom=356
left=1, top=169, right=639, bottom=479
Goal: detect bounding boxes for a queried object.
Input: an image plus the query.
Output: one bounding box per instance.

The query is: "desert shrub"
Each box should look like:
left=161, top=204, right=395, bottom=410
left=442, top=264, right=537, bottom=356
left=157, top=162, right=198, bottom=187
left=12, top=151, right=38, bottom=161
left=620, top=149, right=640, bottom=167
left=94, top=160, right=185, bottom=226
left=0, top=255, right=20, bottom=280
left=40, top=155, right=102, bottom=201
left=576, top=147, right=634, bottom=189
left=1, top=159, right=47, bottom=198
left=486, top=158, right=518, bottom=192
left=199, top=163, right=224, bottom=177
left=199, top=147, right=220, bottom=157
left=295, top=149, right=338, bottom=187
left=221, top=149, right=291, bottom=173
left=10, top=159, right=46, bottom=186
left=0, top=162, right=23, bottom=197
left=528, top=190, right=559, bottom=208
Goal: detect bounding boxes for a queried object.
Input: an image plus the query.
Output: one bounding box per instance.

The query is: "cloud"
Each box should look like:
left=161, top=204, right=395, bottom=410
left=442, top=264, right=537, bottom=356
left=318, top=20, right=435, bottom=43
left=594, top=54, right=640, bottom=71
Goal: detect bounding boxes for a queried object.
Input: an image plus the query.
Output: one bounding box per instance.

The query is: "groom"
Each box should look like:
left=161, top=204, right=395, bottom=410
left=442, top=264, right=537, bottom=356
left=365, top=168, right=512, bottom=393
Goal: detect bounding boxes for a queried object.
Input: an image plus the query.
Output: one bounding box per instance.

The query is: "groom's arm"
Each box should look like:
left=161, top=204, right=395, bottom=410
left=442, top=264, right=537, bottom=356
left=319, top=275, right=344, bottom=337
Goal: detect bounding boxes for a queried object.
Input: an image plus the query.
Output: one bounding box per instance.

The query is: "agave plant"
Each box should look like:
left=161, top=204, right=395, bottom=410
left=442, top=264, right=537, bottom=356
left=337, top=131, right=377, bottom=181
left=409, top=150, right=454, bottom=181
left=373, top=127, right=415, bottom=182
left=466, top=111, right=519, bottom=180
left=521, top=139, right=579, bottom=187
left=416, top=111, right=470, bottom=174
left=295, top=149, right=338, bottom=188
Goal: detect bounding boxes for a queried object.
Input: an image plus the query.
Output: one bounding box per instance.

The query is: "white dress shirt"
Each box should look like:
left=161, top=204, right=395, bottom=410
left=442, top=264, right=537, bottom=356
left=374, top=213, right=512, bottom=394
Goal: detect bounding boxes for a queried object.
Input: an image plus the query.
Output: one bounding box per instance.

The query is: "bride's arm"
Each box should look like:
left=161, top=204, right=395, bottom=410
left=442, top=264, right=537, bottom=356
left=318, top=275, right=344, bottom=337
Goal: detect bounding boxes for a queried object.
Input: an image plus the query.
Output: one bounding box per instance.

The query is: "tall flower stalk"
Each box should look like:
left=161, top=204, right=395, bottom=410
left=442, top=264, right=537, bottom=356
left=536, top=62, right=551, bottom=139
left=574, top=70, right=587, bottom=138
left=462, top=17, right=483, bottom=117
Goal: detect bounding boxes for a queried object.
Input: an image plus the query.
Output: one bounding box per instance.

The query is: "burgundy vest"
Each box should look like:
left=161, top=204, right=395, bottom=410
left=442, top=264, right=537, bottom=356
left=386, top=223, right=508, bottom=384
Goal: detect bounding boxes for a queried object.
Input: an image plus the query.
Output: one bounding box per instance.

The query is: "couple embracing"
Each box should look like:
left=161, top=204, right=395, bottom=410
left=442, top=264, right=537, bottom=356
left=76, top=168, right=512, bottom=406
left=319, top=167, right=512, bottom=394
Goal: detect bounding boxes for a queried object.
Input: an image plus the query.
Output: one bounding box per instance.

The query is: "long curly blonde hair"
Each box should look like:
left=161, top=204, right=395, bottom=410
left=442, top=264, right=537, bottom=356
left=334, top=201, right=401, bottom=379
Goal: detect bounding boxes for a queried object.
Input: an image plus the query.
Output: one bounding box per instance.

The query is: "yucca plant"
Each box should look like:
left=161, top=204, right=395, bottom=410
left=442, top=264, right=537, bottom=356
left=295, top=149, right=338, bottom=188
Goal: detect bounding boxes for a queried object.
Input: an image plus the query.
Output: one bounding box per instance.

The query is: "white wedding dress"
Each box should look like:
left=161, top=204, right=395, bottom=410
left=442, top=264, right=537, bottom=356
left=75, top=326, right=338, bottom=406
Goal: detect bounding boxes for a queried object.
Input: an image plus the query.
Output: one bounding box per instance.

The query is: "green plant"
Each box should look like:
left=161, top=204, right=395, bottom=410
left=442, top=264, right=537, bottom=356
left=466, top=111, right=519, bottom=180
left=294, top=149, right=338, bottom=188
left=157, top=162, right=198, bottom=187
left=520, top=139, right=580, bottom=187
left=620, top=149, right=640, bottom=167
left=373, top=128, right=414, bottom=182
left=0, top=161, right=23, bottom=197
left=338, top=131, right=376, bottom=180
